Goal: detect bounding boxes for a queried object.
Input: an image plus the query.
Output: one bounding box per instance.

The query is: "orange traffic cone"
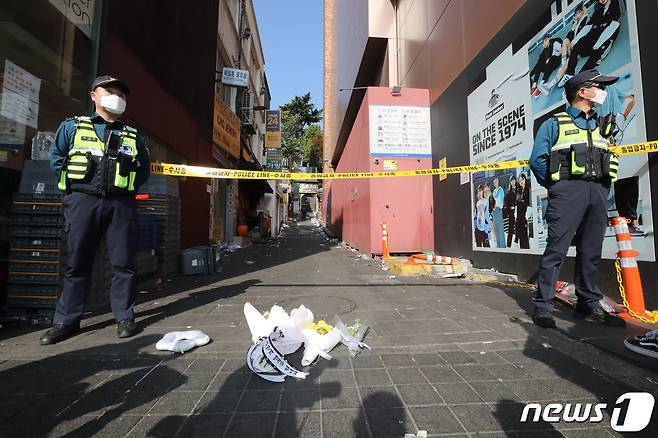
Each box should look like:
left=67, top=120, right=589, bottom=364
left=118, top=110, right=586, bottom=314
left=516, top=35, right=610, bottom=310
left=381, top=223, right=391, bottom=259
left=610, top=217, right=657, bottom=322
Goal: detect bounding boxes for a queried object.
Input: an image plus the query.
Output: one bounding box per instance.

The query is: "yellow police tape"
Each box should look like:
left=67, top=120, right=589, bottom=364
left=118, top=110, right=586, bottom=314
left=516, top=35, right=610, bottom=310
left=150, top=139, right=658, bottom=181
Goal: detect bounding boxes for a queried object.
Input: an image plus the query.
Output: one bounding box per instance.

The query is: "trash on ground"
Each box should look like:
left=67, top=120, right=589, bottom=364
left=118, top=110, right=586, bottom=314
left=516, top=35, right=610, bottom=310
left=404, top=431, right=428, bottom=438
left=245, top=260, right=254, bottom=264
left=555, top=281, right=625, bottom=313
left=156, top=330, right=210, bottom=353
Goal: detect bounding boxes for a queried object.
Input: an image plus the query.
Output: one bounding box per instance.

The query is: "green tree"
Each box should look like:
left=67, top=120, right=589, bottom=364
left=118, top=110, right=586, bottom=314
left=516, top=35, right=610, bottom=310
left=280, top=93, right=322, bottom=169
left=302, top=124, right=323, bottom=169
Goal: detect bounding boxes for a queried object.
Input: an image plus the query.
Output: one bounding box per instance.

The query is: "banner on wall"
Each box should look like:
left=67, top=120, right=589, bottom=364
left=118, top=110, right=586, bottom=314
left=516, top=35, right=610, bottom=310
left=466, top=0, right=654, bottom=262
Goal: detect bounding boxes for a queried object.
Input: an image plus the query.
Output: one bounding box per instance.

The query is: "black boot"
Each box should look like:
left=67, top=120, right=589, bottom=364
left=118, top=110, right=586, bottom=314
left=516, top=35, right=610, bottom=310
left=574, top=303, right=625, bottom=327
left=39, top=323, right=81, bottom=345
left=117, top=318, right=139, bottom=338
left=533, top=308, right=556, bottom=328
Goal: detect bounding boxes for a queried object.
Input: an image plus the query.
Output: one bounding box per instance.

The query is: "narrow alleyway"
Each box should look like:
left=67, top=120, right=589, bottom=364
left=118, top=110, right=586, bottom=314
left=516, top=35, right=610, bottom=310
left=1, top=221, right=657, bottom=437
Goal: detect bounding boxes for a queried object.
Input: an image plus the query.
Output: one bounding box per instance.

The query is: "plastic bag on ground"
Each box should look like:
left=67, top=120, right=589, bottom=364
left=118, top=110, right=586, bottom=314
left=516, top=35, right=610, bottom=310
left=333, top=316, right=371, bottom=356
left=156, top=330, right=210, bottom=353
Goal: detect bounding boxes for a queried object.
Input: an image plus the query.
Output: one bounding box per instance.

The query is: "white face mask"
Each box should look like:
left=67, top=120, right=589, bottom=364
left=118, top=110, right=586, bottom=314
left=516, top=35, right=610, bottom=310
left=100, top=94, right=126, bottom=114
left=589, top=88, right=608, bottom=106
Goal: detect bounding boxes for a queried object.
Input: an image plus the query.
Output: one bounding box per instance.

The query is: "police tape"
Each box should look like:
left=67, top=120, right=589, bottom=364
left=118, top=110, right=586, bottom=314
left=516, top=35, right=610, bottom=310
left=150, top=140, right=658, bottom=181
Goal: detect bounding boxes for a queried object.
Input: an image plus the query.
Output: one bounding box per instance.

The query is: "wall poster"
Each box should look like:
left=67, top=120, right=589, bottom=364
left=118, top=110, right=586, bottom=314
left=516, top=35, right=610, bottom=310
left=467, top=0, right=654, bottom=261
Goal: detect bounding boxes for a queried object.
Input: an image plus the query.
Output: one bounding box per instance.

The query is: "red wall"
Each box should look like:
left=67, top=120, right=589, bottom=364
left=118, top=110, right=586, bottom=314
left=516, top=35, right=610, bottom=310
left=326, top=87, right=434, bottom=254
left=101, top=37, right=213, bottom=247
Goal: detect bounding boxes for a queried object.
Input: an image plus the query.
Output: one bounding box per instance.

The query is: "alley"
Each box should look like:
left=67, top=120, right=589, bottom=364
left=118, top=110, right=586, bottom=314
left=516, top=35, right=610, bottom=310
left=1, top=221, right=657, bottom=437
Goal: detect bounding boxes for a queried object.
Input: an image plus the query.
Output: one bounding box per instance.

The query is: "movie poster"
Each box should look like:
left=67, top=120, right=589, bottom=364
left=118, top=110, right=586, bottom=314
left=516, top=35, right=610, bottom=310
left=467, top=0, right=654, bottom=261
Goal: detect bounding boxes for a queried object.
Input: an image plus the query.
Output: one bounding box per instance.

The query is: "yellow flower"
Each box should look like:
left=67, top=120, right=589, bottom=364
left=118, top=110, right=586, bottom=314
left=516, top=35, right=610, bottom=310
left=310, top=320, right=333, bottom=335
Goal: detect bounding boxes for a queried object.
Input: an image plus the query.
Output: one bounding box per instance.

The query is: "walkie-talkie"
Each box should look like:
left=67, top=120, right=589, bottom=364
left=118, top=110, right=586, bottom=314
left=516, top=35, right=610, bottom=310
left=106, top=131, right=121, bottom=158
left=598, top=114, right=617, bottom=144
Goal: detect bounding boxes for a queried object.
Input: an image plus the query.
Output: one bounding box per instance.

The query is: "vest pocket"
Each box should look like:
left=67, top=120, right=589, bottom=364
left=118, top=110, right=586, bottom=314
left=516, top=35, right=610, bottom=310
left=113, top=153, right=137, bottom=190
left=570, top=142, right=587, bottom=175
left=66, top=153, right=94, bottom=182
left=549, top=150, right=565, bottom=181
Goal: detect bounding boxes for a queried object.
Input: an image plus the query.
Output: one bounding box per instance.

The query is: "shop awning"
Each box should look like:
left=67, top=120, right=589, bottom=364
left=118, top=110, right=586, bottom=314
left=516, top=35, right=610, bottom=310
left=239, top=159, right=273, bottom=194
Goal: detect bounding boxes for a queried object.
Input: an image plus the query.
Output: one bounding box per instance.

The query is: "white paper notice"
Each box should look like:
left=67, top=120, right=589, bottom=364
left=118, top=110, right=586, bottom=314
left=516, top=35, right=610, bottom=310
left=369, top=105, right=431, bottom=157
left=1, top=61, right=41, bottom=129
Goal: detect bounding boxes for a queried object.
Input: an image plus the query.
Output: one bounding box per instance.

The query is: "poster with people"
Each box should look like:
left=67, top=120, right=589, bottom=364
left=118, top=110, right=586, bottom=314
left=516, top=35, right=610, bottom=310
left=467, top=0, right=654, bottom=261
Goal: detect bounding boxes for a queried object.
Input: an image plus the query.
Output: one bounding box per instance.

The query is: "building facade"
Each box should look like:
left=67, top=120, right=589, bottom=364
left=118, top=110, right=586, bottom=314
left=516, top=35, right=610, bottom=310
left=0, top=0, right=278, bottom=304
left=324, top=0, right=658, bottom=307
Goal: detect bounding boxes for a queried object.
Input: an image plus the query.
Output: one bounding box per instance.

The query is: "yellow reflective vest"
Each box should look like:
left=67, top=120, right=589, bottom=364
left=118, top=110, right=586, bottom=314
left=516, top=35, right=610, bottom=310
left=549, top=112, right=612, bottom=182
left=58, top=116, right=139, bottom=194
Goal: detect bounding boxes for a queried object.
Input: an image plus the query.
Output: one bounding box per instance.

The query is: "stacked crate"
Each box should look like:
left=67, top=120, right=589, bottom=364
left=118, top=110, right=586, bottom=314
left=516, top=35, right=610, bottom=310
left=7, top=161, right=67, bottom=314
left=136, top=174, right=180, bottom=279
left=7, top=163, right=181, bottom=318
left=7, top=161, right=113, bottom=315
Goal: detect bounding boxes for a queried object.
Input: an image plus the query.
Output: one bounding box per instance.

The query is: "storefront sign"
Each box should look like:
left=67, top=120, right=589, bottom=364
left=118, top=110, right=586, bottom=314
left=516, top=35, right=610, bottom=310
left=265, top=110, right=281, bottom=148
left=298, top=183, right=318, bottom=194
left=221, top=68, right=249, bottom=88
left=265, top=148, right=283, bottom=171
left=1, top=60, right=41, bottom=129
left=48, top=0, right=96, bottom=39
left=369, top=105, right=431, bottom=157
left=213, top=95, right=240, bottom=158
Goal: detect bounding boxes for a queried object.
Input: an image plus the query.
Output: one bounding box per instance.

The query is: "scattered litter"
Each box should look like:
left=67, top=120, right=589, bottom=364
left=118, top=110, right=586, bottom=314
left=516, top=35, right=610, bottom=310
left=404, top=431, right=428, bottom=438
left=382, top=266, right=389, bottom=271
left=156, top=330, right=210, bottom=353
left=360, top=254, right=370, bottom=260
left=555, top=281, right=623, bottom=313
left=245, top=260, right=255, bottom=264
left=139, top=290, right=149, bottom=294
left=389, top=275, right=396, bottom=279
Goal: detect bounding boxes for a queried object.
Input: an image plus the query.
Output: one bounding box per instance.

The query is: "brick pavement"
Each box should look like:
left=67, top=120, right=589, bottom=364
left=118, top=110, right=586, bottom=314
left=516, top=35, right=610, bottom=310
left=0, top=221, right=657, bottom=437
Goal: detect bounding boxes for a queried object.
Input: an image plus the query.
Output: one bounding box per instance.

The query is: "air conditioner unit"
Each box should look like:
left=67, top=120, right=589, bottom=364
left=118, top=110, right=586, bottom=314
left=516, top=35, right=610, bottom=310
left=240, top=89, right=253, bottom=124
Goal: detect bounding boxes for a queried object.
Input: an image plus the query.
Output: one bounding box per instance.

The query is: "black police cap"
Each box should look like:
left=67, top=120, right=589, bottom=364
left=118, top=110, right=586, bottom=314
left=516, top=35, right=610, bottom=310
left=564, top=69, right=618, bottom=96
left=90, top=75, right=130, bottom=94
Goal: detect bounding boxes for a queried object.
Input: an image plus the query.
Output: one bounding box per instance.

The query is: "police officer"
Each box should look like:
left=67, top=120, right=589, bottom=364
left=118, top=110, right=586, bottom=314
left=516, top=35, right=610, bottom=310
left=40, top=76, right=150, bottom=345
left=529, top=69, right=624, bottom=328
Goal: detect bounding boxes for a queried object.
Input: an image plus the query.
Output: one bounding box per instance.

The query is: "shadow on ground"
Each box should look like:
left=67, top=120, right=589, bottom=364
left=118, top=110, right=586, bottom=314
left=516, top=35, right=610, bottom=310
left=0, top=335, right=186, bottom=437
left=486, top=283, right=658, bottom=436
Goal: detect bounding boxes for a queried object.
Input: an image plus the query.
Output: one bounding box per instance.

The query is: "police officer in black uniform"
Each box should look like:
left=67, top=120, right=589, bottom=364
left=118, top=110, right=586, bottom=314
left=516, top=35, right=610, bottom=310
left=41, top=76, right=150, bottom=345
left=529, top=69, right=625, bottom=328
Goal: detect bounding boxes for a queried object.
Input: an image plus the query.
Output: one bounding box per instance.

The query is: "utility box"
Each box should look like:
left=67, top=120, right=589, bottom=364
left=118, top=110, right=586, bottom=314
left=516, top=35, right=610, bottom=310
left=180, top=248, right=208, bottom=275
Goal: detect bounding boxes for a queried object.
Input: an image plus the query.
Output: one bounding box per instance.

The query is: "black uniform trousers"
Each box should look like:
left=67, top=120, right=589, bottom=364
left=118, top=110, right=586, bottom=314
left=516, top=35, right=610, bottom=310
left=534, top=179, right=609, bottom=311
left=54, top=192, right=137, bottom=325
